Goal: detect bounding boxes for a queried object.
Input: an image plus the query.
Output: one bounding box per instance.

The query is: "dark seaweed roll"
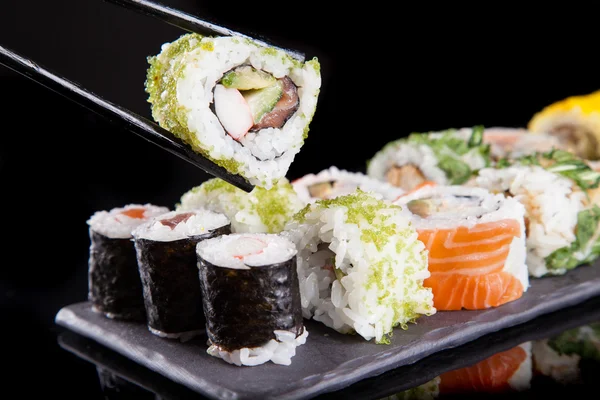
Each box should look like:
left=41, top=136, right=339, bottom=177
left=132, top=208, right=231, bottom=341
left=197, top=233, right=307, bottom=366
left=87, top=203, right=169, bottom=321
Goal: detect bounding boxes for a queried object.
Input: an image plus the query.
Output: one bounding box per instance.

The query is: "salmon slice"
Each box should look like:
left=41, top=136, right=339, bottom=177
left=425, top=271, right=524, bottom=310
left=439, top=345, right=528, bottom=394
left=418, top=219, right=523, bottom=310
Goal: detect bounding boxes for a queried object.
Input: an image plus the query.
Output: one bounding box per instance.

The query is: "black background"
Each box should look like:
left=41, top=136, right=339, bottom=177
left=1, top=1, right=599, bottom=398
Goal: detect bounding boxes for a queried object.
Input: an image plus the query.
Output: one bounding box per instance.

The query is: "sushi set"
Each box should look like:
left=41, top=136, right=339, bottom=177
left=42, top=7, right=600, bottom=400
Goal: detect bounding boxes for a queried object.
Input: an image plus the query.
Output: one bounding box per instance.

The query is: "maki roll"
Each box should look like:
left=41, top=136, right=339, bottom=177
left=528, top=90, right=600, bottom=160
left=146, top=33, right=321, bottom=189
left=394, top=185, right=528, bottom=310
left=291, top=166, right=405, bottom=203
left=87, top=203, right=169, bottom=321
left=367, top=126, right=491, bottom=191
left=132, top=208, right=231, bottom=340
left=284, top=191, right=435, bottom=343
left=475, top=149, right=600, bottom=277
left=196, top=233, right=307, bottom=366
left=177, top=177, right=303, bottom=233
left=438, top=342, right=533, bottom=394
left=482, top=127, right=562, bottom=162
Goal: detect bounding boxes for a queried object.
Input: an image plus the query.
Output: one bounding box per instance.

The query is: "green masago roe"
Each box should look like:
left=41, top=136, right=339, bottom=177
left=145, top=33, right=243, bottom=175
left=177, top=177, right=304, bottom=233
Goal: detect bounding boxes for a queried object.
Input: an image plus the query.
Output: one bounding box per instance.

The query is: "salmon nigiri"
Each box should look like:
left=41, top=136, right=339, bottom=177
left=394, top=185, right=528, bottom=311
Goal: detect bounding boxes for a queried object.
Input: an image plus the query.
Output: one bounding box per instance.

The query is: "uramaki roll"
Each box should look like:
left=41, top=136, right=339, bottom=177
left=475, top=149, right=600, bottom=277
left=367, top=126, right=491, bottom=191
left=394, top=185, right=528, bottom=311
left=291, top=165, right=405, bottom=204
left=197, top=233, right=306, bottom=366
left=177, top=177, right=303, bottom=234
left=284, top=191, right=435, bottom=343
left=132, top=208, right=230, bottom=340
left=87, top=203, right=169, bottom=321
left=146, top=33, right=321, bottom=189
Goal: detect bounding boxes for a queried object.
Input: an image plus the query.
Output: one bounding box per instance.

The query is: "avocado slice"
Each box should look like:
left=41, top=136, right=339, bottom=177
left=243, top=81, right=283, bottom=125
left=221, top=66, right=277, bottom=90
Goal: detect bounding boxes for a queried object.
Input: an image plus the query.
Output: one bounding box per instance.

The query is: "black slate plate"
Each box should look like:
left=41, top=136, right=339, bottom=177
left=56, top=296, right=600, bottom=400
left=55, top=262, right=600, bottom=400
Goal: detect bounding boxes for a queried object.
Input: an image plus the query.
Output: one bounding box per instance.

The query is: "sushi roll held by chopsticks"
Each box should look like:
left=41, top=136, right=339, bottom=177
left=132, top=208, right=231, bottom=341
left=394, top=185, right=528, bottom=310
left=197, top=233, right=307, bottom=366
left=146, top=33, right=321, bottom=189
left=87, top=203, right=169, bottom=321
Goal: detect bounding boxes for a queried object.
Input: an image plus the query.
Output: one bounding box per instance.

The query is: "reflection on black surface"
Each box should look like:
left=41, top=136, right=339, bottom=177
left=56, top=297, right=600, bottom=400
left=96, top=367, right=156, bottom=399
left=383, top=323, right=600, bottom=399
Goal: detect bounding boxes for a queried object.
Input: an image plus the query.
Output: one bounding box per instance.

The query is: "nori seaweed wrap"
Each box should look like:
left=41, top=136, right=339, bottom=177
left=132, top=208, right=230, bottom=340
left=87, top=204, right=169, bottom=321
left=197, top=233, right=307, bottom=366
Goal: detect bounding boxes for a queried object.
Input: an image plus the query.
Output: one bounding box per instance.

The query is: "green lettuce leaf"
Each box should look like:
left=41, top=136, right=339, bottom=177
left=546, top=205, right=600, bottom=271
left=407, top=126, right=491, bottom=184
left=498, top=149, right=600, bottom=191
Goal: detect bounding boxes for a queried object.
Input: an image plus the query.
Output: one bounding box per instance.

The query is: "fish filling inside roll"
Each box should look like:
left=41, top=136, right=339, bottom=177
left=213, top=65, right=300, bottom=141
left=385, top=164, right=427, bottom=191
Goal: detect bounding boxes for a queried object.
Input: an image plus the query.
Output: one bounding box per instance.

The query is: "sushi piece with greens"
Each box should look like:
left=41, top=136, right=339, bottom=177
left=475, top=149, right=600, bottom=277
left=367, top=126, right=491, bottom=191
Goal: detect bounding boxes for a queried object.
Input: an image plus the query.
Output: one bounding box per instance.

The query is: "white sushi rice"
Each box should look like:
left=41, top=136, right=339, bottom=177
left=87, top=204, right=169, bottom=239
left=165, top=35, right=321, bottom=189
left=177, top=178, right=304, bottom=234
left=196, top=233, right=297, bottom=270
left=284, top=191, right=435, bottom=343
left=367, top=140, right=449, bottom=184
left=475, top=166, right=587, bottom=277
left=394, top=185, right=529, bottom=292
left=291, top=166, right=405, bottom=203
left=132, top=208, right=229, bottom=242
left=207, top=328, right=308, bottom=367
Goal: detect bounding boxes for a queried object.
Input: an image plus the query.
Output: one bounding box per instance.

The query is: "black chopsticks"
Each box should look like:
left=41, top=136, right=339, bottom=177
left=0, top=45, right=254, bottom=193
left=104, top=0, right=305, bottom=62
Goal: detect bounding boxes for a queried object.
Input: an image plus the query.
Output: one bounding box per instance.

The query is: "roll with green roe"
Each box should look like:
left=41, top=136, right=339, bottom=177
left=146, top=33, right=321, bottom=189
